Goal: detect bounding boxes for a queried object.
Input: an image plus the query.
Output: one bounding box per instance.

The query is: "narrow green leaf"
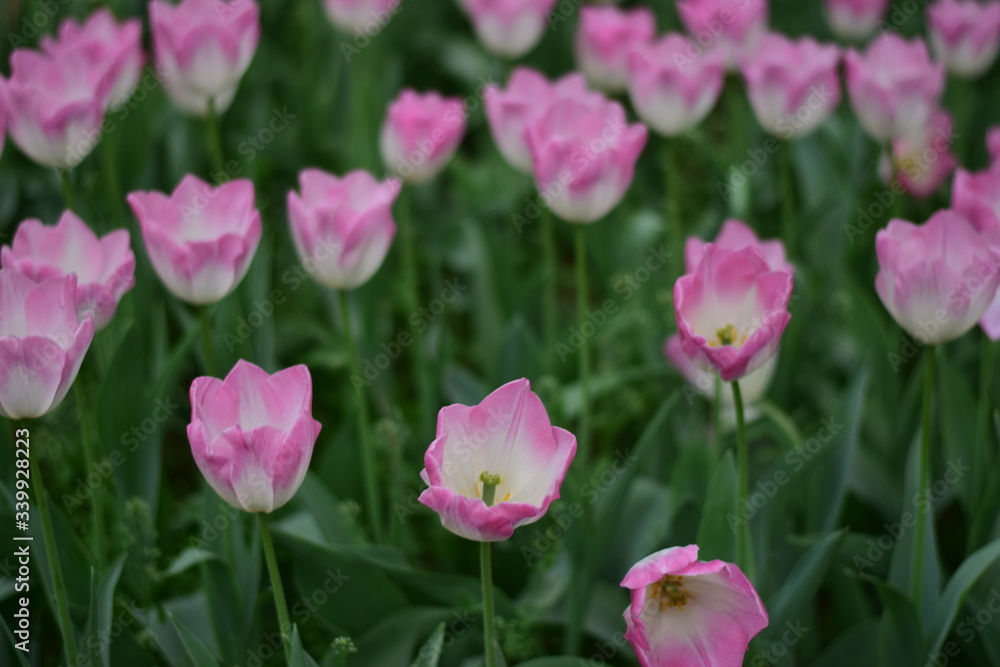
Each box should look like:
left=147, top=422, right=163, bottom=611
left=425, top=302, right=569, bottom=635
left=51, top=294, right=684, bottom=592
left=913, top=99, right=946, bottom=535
left=695, top=450, right=738, bottom=564
left=763, top=530, right=845, bottom=641
left=170, top=613, right=221, bottom=667
left=409, top=622, right=446, bottom=667
left=924, top=537, right=1000, bottom=658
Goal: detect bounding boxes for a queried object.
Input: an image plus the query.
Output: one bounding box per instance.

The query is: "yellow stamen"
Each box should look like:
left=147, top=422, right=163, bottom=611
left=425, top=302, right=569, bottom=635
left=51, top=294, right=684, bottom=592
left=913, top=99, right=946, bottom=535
left=649, top=574, right=695, bottom=611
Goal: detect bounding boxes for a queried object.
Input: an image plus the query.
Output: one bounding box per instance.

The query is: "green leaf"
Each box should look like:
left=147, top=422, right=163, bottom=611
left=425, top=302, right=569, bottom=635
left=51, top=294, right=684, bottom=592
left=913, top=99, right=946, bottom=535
left=695, top=450, right=737, bottom=563
left=164, top=548, right=222, bottom=578
left=95, top=554, right=128, bottom=667
left=290, top=625, right=321, bottom=667
left=818, top=369, right=869, bottom=530
left=763, top=530, right=845, bottom=642
left=170, top=613, right=221, bottom=667
left=937, top=350, right=976, bottom=510
left=808, top=619, right=880, bottom=667
left=871, top=579, right=922, bottom=667
left=409, top=622, right=445, bottom=667
left=924, top=537, right=1000, bottom=657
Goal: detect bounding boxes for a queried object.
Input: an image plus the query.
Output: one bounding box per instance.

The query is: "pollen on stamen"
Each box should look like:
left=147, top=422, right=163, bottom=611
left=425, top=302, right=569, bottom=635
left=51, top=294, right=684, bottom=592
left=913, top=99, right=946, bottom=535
left=649, top=574, right=695, bottom=612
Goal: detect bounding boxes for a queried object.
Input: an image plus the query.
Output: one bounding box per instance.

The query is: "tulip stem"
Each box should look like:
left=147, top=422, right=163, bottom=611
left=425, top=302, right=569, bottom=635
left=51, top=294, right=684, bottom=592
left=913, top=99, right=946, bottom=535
left=575, top=225, right=591, bottom=464
left=665, top=138, right=683, bottom=281
left=711, top=376, right=722, bottom=459
left=59, top=169, right=75, bottom=212
left=912, top=345, right=936, bottom=613
left=780, top=142, right=795, bottom=256
left=75, top=381, right=106, bottom=569
left=30, top=441, right=80, bottom=664
left=731, top=379, right=755, bottom=581
left=205, top=97, right=226, bottom=176
left=199, top=305, right=217, bottom=376
left=400, top=188, right=435, bottom=441
left=101, top=129, right=124, bottom=230
left=339, top=290, right=384, bottom=543
left=480, top=541, right=499, bottom=667
left=541, top=206, right=558, bottom=374
left=258, top=513, right=293, bottom=664
left=973, top=336, right=995, bottom=511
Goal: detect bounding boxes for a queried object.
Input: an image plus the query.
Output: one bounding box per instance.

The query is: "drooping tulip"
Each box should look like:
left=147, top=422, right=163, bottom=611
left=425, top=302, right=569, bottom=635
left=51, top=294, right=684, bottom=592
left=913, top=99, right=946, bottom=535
left=418, top=378, right=577, bottom=542
left=621, top=545, right=769, bottom=667
left=684, top=218, right=793, bottom=275
left=824, top=0, right=889, bottom=41
left=888, top=110, right=957, bottom=198
left=875, top=210, right=1000, bottom=344
left=380, top=89, right=466, bottom=184
left=575, top=6, right=657, bottom=93
left=127, top=175, right=262, bottom=305
left=927, top=0, right=1000, bottom=78
left=674, top=244, right=793, bottom=381
left=287, top=168, right=400, bottom=290
left=1, top=211, right=135, bottom=330
left=323, top=0, right=400, bottom=33
left=0, top=270, right=94, bottom=419
left=456, top=0, right=557, bottom=59
left=676, top=0, right=768, bottom=69
left=150, top=0, right=260, bottom=116
left=741, top=33, right=842, bottom=140
left=188, top=360, right=322, bottom=513
left=844, top=35, right=945, bottom=143
left=627, top=34, right=726, bottom=137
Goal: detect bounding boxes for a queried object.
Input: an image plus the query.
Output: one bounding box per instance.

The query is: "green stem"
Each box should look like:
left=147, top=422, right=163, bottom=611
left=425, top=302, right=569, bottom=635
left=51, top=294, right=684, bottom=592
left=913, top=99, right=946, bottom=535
left=480, top=542, right=498, bottom=667
left=541, top=207, right=558, bottom=373
left=575, top=226, right=591, bottom=465
left=351, top=42, right=372, bottom=171
left=731, top=380, right=754, bottom=581
left=339, top=290, right=383, bottom=543
left=400, top=188, right=434, bottom=441
left=711, top=376, right=722, bottom=459
left=912, top=345, right=936, bottom=611
left=780, top=142, right=795, bottom=256
left=973, top=336, right=995, bottom=510
left=205, top=97, right=225, bottom=176
left=665, top=138, right=683, bottom=281
left=101, top=128, right=123, bottom=230
left=59, top=169, right=75, bottom=212
left=75, top=382, right=106, bottom=569
left=31, top=444, right=80, bottom=663
left=199, top=305, right=217, bottom=376
left=258, top=513, right=292, bottom=665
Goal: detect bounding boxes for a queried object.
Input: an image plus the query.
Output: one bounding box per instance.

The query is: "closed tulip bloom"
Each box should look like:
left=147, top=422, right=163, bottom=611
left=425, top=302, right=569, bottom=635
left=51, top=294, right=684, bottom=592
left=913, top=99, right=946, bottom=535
left=844, top=35, right=944, bottom=143
left=674, top=244, right=793, bottom=381
left=741, top=34, right=841, bottom=140
left=418, top=378, right=577, bottom=542
left=41, top=9, right=144, bottom=110
left=188, top=360, right=322, bottom=513
left=621, top=545, right=769, bottom=667
left=1, top=211, right=135, bottom=330
left=951, top=163, right=1000, bottom=338
left=287, top=169, right=400, bottom=290
left=0, top=49, right=109, bottom=168
left=684, top=218, right=793, bottom=275
left=889, top=110, right=957, bottom=198
left=927, top=0, right=1000, bottom=78
left=457, top=0, right=557, bottom=59
left=484, top=68, right=604, bottom=173
left=323, top=0, right=400, bottom=32
left=575, top=7, right=657, bottom=93
left=150, top=0, right=260, bottom=116
left=127, top=175, right=262, bottom=305
left=627, top=34, right=726, bottom=137
left=677, top=0, right=768, bottom=69
left=0, top=270, right=94, bottom=419
left=824, top=0, right=889, bottom=41
left=380, top=89, right=466, bottom=184
left=875, top=211, right=1000, bottom=344
left=526, top=97, right=648, bottom=223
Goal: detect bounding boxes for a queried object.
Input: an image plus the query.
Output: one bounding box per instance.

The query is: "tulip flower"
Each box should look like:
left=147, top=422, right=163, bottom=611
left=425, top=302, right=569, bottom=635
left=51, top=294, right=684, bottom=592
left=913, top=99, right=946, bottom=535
left=456, top=0, right=557, bottom=59
left=988, top=126, right=1000, bottom=163
left=150, top=0, right=260, bottom=116
left=484, top=68, right=605, bottom=174
left=627, top=34, right=726, bottom=137
left=41, top=9, right=144, bottom=110
left=575, top=6, right=657, bottom=93
left=418, top=378, right=577, bottom=542
left=127, top=175, right=262, bottom=305
left=951, top=163, right=1000, bottom=337
left=380, top=89, right=466, bottom=184
left=875, top=210, right=1000, bottom=344
left=0, top=49, right=109, bottom=168
left=0, top=270, right=94, bottom=419
left=621, top=545, right=768, bottom=667
left=824, top=0, right=889, bottom=41
left=287, top=169, right=400, bottom=290
left=684, top=218, right=793, bottom=275
left=886, top=110, right=957, bottom=198
left=927, top=0, right=1000, bottom=79
left=674, top=244, right=793, bottom=381
left=525, top=97, right=648, bottom=223
left=1, top=211, right=135, bottom=331
left=844, top=35, right=945, bottom=143
left=323, top=0, right=400, bottom=33
left=741, top=34, right=841, bottom=140
left=676, top=0, right=768, bottom=69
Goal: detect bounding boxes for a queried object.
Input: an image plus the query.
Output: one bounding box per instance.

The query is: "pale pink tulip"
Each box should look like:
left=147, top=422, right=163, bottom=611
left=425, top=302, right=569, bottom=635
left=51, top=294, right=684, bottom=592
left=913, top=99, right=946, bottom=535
left=890, top=110, right=957, bottom=198
left=684, top=218, right=793, bottom=275
left=951, top=162, right=1000, bottom=338
left=456, top=0, right=557, bottom=59
left=927, top=0, right=1000, bottom=78
left=824, top=0, right=889, bottom=41
left=380, top=89, right=466, bottom=184
left=676, top=0, right=768, bottom=69
left=323, top=0, right=400, bottom=33
left=575, top=6, right=656, bottom=93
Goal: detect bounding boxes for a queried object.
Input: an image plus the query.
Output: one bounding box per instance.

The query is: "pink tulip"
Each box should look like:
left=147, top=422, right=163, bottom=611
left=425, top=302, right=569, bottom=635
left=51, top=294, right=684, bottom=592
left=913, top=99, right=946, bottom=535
left=188, top=360, right=321, bottom=513
left=484, top=68, right=605, bottom=174
left=952, top=163, right=1000, bottom=338
left=41, top=9, right=144, bottom=110
left=627, top=34, right=726, bottom=137
left=287, top=169, right=400, bottom=290
left=676, top=0, right=768, bottom=69
left=824, top=0, right=889, bottom=41
left=0, top=270, right=94, bottom=419
left=525, top=97, right=648, bottom=223
left=927, top=0, right=1000, bottom=78
left=741, top=33, right=841, bottom=140
left=988, top=125, right=1000, bottom=163
left=684, top=218, right=793, bottom=275
left=323, top=0, right=400, bottom=33
left=418, top=378, right=577, bottom=542
left=621, top=545, right=769, bottom=667
left=1, top=211, right=135, bottom=331
left=674, top=244, right=793, bottom=381
left=380, top=89, right=466, bottom=184
left=844, top=35, right=945, bottom=143
left=150, top=0, right=260, bottom=116
left=875, top=211, right=1000, bottom=344
left=457, top=0, right=557, bottom=58
left=0, top=48, right=109, bottom=168
left=575, top=6, right=657, bottom=93
left=889, top=110, right=957, bottom=198
left=127, top=175, right=262, bottom=305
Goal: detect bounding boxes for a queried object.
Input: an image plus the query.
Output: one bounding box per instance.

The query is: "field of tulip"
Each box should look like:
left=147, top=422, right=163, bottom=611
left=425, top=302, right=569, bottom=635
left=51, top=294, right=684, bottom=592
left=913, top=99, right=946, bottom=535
left=2, top=0, right=1000, bottom=665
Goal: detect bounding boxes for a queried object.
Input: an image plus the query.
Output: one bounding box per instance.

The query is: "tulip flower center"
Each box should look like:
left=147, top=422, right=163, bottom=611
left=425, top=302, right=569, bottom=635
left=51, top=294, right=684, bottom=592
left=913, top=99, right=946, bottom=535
left=710, top=323, right=746, bottom=348
left=478, top=471, right=510, bottom=507
left=651, top=574, right=694, bottom=611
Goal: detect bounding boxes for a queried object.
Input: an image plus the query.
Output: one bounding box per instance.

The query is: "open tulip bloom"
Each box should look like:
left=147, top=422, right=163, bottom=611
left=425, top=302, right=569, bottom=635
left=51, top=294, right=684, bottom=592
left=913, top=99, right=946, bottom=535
left=621, top=545, right=769, bottom=667
left=685, top=218, right=793, bottom=276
